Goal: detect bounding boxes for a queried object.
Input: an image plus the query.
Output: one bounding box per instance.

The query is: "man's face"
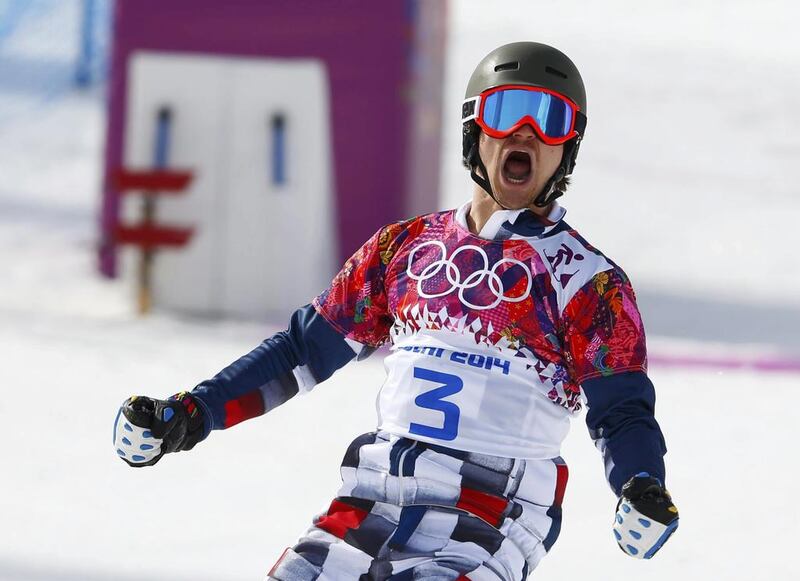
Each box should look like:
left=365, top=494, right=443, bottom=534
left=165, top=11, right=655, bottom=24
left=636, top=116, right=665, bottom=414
left=477, top=123, right=564, bottom=210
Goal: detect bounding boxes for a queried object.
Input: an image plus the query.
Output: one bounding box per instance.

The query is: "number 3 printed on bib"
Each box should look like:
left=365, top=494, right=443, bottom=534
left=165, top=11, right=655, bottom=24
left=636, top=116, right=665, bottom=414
left=409, top=367, right=463, bottom=441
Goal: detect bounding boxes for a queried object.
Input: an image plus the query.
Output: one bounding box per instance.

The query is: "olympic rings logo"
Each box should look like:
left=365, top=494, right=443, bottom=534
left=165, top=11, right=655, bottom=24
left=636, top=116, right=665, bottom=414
left=406, top=241, right=533, bottom=311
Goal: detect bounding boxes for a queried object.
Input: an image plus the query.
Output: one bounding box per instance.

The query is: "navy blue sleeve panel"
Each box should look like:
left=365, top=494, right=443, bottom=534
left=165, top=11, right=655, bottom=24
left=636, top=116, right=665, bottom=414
left=190, top=304, right=358, bottom=438
left=582, top=371, right=667, bottom=496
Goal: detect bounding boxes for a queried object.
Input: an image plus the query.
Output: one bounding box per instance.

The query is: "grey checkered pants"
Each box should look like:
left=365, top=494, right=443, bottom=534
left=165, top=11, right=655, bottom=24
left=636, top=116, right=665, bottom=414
left=268, top=432, right=567, bottom=580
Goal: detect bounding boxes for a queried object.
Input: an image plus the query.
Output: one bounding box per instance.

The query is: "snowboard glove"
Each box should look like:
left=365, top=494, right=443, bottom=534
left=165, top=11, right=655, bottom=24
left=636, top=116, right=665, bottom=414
left=113, top=392, right=205, bottom=467
left=613, top=472, right=679, bottom=559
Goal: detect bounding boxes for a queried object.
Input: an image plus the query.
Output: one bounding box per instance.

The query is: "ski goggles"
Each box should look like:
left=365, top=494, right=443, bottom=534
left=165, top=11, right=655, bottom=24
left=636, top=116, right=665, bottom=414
left=462, top=85, right=581, bottom=145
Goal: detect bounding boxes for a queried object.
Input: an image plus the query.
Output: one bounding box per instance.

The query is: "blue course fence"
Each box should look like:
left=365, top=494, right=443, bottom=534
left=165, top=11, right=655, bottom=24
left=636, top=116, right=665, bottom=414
left=0, top=0, right=112, bottom=125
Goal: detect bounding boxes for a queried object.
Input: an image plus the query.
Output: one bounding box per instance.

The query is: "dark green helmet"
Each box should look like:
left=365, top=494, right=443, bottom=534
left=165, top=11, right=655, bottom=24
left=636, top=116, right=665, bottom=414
left=464, top=41, right=586, bottom=113
left=462, top=42, right=588, bottom=208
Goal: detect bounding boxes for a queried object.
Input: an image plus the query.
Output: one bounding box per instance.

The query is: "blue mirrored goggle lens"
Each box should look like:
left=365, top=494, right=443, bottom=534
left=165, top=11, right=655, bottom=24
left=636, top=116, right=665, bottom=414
left=482, top=89, right=573, bottom=137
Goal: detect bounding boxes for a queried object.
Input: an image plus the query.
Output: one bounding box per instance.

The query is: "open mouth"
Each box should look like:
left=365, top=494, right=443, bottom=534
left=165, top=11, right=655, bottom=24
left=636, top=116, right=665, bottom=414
left=502, top=150, right=533, bottom=184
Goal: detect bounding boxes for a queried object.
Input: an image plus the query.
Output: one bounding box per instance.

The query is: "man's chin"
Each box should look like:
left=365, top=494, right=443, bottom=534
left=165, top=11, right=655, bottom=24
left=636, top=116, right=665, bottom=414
left=493, top=173, right=540, bottom=208
left=492, top=187, right=538, bottom=211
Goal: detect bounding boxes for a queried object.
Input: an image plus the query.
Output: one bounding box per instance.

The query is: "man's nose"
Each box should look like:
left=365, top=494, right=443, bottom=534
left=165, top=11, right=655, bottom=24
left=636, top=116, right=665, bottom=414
left=512, top=123, right=537, bottom=140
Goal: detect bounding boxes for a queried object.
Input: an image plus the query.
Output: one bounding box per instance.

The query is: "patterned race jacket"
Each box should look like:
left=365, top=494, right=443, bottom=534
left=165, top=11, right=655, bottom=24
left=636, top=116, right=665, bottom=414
left=313, top=203, right=647, bottom=459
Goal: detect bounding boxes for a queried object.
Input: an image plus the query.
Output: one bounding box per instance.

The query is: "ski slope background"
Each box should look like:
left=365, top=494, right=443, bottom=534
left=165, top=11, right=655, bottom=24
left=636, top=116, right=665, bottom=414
left=2, top=1, right=799, bottom=580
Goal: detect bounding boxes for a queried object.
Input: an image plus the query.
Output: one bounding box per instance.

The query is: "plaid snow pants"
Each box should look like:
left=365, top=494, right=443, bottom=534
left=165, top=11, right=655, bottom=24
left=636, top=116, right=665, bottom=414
left=268, top=432, right=568, bottom=580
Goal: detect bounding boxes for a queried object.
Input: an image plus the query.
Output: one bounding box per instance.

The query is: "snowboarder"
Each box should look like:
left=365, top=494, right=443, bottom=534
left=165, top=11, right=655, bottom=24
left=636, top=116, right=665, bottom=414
left=114, top=42, right=679, bottom=579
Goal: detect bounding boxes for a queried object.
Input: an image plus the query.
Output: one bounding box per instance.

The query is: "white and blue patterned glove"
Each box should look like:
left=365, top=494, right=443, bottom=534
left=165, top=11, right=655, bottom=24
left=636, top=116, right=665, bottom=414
left=113, top=393, right=204, bottom=467
left=613, top=472, right=679, bottom=559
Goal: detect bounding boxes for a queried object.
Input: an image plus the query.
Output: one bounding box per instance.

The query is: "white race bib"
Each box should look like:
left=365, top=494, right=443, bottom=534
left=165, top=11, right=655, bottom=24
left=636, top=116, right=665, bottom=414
left=377, top=342, right=570, bottom=459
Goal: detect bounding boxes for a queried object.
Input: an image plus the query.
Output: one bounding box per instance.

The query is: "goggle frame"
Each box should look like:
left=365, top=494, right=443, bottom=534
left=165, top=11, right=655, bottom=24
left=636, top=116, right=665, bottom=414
left=462, top=85, right=581, bottom=146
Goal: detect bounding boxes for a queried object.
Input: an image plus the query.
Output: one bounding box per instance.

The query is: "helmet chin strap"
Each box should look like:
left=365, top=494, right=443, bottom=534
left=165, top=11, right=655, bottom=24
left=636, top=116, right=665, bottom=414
left=532, top=135, right=582, bottom=208
left=467, top=141, right=509, bottom=209
left=532, top=167, right=565, bottom=208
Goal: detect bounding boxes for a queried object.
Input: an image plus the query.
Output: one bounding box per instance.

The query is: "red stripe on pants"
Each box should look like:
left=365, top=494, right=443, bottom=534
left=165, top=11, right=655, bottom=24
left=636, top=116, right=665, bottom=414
left=315, top=499, right=370, bottom=539
left=456, top=487, right=509, bottom=527
left=554, top=463, right=569, bottom=507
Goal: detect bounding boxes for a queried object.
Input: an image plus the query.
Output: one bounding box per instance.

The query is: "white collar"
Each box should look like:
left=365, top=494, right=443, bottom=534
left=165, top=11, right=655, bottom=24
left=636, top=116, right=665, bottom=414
left=455, top=200, right=566, bottom=239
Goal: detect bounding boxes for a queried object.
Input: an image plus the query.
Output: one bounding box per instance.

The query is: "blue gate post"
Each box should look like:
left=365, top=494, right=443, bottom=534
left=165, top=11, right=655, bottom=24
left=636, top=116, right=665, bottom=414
left=75, top=0, right=96, bottom=86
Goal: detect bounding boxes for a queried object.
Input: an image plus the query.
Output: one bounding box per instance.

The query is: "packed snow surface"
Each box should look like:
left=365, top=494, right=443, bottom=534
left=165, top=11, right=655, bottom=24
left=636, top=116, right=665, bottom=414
left=2, top=1, right=799, bottom=579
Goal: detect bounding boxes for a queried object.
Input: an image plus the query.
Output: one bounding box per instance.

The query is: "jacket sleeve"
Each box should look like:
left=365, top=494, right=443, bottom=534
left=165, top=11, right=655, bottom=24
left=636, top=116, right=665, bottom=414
left=190, top=225, right=398, bottom=439
left=311, top=223, right=400, bottom=347
left=190, top=304, right=359, bottom=437
left=562, top=268, right=667, bottom=495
